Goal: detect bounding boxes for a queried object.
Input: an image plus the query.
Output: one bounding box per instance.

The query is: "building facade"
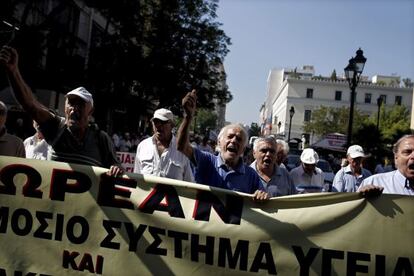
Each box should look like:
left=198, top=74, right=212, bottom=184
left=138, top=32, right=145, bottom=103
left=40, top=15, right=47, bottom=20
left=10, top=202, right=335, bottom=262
left=262, top=66, right=413, bottom=145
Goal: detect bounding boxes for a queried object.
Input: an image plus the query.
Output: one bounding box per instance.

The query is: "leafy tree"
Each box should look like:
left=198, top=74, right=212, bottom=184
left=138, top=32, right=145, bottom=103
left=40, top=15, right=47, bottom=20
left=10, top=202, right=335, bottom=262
left=3, top=0, right=231, bottom=132
left=194, top=108, right=218, bottom=135
left=84, top=0, right=231, bottom=111
left=402, top=78, right=413, bottom=88
left=330, top=69, right=337, bottom=81
left=249, top=122, right=261, bottom=137
left=376, top=105, right=411, bottom=143
left=305, top=105, right=411, bottom=157
left=353, top=122, right=383, bottom=154
left=302, top=106, right=368, bottom=137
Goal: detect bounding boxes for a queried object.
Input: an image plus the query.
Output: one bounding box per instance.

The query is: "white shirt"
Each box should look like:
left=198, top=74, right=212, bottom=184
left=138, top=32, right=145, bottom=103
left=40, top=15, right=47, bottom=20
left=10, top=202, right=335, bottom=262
left=23, top=134, right=50, bottom=160
left=134, top=135, right=194, bottom=182
left=358, top=170, right=414, bottom=196
left=289, top=165, right=325, bottom=187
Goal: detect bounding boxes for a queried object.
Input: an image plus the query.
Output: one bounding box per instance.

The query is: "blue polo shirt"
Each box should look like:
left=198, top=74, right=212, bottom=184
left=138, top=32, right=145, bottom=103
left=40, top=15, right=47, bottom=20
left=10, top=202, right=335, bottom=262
left=193, top=148, right=264, bottom=194
left=332, top=165, right=372, bottom=192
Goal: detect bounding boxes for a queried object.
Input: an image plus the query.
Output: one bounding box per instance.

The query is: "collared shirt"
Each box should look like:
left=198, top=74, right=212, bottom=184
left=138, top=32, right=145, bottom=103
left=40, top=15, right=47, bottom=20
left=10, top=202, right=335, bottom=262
left=358, top=170, right=414, bottom=196
left=193, top=148, right=264, bottom=194
left=134, top=135, right=194, bottom=182
left=250, top=161, right=296, bottom=197
left=289, top=165, right=325, bottom=187
left=39, top=116, right=120, bottom=168
left=24, top=134, right=50, bottom=160
left=0, top=129, right=25, bottom=157
left=332, top=165, right=372, bottom=192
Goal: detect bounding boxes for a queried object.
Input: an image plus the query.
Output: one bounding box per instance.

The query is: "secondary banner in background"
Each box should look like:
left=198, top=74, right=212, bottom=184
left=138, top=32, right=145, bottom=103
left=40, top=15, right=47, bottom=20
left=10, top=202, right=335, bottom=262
left=0, top=156, right=413, bottom=275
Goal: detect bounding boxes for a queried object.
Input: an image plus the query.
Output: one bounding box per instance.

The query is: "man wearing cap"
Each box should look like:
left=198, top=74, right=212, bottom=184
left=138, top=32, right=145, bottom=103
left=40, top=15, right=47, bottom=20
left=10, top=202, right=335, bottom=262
left=289, top=148, right=325, bottom=192
left=358, top=135, right=414, bottom=196
left=133, top=108, right=194, bottom=182
left=0, top=100, right=25, bottom=157
left=0, top=46, right=122, bottom=176
left=177, top=90, right=268, bottom=200
left=332, top=145, right=372, bottom=192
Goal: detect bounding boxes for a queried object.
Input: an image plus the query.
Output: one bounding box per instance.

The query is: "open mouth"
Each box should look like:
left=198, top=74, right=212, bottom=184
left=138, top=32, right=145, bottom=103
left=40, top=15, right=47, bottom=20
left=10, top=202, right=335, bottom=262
left=226, top=145, right=237, bottom=153
left=408, top=163, right=414, bottom=170
left=263, top=158, right=272, bottom=165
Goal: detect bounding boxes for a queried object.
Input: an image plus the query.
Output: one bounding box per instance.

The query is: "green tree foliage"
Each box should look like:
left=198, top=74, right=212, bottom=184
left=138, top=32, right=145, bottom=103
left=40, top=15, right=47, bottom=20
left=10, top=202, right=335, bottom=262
left=353, top=122, right=383, bottom=154
left=330, top=69, right=337, bottom=80
left=376, top=105, right=411, bottom=143
left=84, top=0, right=231, bottom=112
left=249, top=122, right=261, bottom=137
left=402, top=78, right=413, bottom=88
left=302, top=106, right=368, bottom=137
left=3, top=0, right=231, bottom=130
left=194, top=108, right=218, bottom=135
left=304, top=105, right=411, bottom=156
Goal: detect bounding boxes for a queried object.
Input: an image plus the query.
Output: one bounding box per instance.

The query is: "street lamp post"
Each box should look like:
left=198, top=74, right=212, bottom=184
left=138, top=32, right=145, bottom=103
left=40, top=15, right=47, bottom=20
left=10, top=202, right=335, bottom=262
left=344, top=48, right=367, bottom=147
left=376, top=96, right=383, bottom=131
left=288, top=106, right=295, bottom=142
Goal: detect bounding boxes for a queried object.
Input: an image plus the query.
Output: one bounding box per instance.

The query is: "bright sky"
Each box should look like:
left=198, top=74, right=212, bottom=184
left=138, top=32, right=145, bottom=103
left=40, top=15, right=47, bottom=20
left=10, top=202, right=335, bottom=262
left=216, top=0, right=414, bottom=126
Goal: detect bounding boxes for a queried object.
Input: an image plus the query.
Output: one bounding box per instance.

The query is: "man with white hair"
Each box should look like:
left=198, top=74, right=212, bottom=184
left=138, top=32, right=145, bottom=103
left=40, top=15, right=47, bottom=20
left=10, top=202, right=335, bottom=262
left=177, top=90, right=268, bottom=200
left=251, top=136, right=296, bottom=197
left=134, top=108, right=194, bottom=182
left=0, top=46, right=122, bottom=176
left=275, top=139, right=289, bottom=169
left=290, top=148, right=324, bottom=192
left=332, top=145, right=372, bottom=192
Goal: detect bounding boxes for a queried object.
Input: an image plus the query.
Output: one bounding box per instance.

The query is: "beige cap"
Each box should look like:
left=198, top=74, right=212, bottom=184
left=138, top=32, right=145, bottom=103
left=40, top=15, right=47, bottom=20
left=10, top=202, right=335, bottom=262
left=347, top=145, right=365, bottom=158
left=152, top=108, right=174, bottom=122
left=66, top=87, right=94, bottom=107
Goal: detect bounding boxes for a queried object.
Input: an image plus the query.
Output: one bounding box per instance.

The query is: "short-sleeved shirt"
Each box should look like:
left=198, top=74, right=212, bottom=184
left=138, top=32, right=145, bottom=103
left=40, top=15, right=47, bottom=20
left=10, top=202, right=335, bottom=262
left=250, top=161, right=297, bottom=197
left=24, top=135, right=50, bottom=160
left=134, top=135, right=194, bottom=182
left=358, top=170, right=414, bottom=196
left=193, top=147, right=264, bottom=194
left=332, top=165, right=372, bottom=192
left=289, top=165, right=325, bottom=187
left=39, top=116, right=120, bottom=168
left=0, top=129, right=25, bottom=157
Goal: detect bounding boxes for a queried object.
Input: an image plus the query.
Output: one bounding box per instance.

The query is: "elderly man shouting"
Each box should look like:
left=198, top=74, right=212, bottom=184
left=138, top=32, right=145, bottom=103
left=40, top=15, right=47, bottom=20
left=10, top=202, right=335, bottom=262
left=0, top=46, right=122, bottom=176
left=250, top=136, right=296, bottom=197
left=177, top=90, right=268, bottom=200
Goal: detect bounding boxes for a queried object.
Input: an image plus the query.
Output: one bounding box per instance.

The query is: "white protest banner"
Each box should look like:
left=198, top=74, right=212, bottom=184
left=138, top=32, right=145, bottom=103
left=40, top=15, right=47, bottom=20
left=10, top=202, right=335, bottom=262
left=116, top=151, right=135, bottom=173
left=0, top=156, right=413, bottom=275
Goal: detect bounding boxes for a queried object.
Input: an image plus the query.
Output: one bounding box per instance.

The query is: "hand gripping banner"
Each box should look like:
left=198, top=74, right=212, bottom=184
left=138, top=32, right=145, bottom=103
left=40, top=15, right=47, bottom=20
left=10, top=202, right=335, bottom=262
left=0, top=156, right=413, bottom=275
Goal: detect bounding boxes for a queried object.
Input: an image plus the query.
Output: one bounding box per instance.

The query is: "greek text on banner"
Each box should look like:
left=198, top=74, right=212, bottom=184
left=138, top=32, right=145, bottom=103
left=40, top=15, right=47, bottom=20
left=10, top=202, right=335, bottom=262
left=0, top=156, right=413, bottom=275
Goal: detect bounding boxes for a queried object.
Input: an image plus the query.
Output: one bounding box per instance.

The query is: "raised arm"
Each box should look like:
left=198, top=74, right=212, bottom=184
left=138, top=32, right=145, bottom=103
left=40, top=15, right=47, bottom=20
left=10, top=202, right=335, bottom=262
left=0, top=46, right=52, bottom=123
left=177, top=89, right=197, bottom=158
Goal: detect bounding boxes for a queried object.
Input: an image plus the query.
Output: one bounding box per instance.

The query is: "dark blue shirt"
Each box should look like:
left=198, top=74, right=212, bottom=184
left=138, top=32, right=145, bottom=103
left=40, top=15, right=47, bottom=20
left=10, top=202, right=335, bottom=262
left=193, top=147, right=264, bottom=194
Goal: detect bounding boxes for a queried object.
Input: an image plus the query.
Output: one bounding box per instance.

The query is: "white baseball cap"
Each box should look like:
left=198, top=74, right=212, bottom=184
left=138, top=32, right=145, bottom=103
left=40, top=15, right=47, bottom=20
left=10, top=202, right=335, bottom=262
left=65, top=87, right=94, bottom=107
left=300, top=148, right=319, bottom=164
left=152, top=108, right=174, bottom=122
left=347, top=145, right=365, bottom=158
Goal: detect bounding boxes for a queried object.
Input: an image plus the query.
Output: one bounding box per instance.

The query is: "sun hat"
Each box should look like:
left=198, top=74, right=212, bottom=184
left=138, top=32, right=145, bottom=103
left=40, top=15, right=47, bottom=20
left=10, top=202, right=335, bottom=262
left=65, top=87, right=94, bottom=107
left=300, top=148, right=319, bottom=164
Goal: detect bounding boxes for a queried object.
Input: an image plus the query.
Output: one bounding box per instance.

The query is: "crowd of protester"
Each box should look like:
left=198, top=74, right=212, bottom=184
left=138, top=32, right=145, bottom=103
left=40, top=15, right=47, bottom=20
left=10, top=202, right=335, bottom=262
left=1, top=45, right=412, bottom=198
